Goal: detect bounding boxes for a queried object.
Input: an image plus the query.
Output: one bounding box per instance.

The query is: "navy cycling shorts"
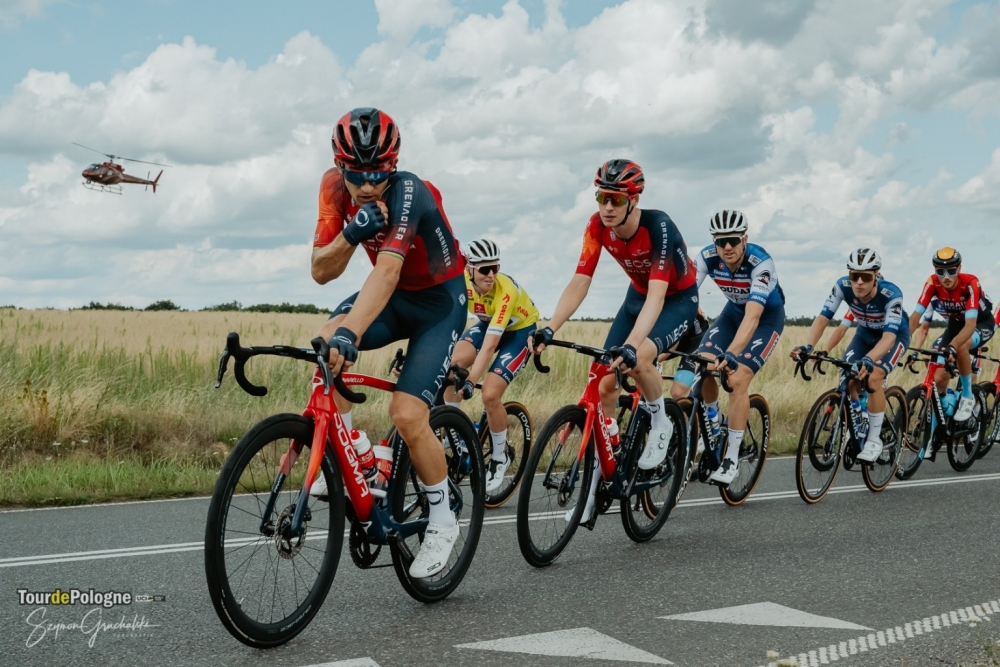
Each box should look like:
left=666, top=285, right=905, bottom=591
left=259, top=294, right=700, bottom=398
left=696, top=302, right=785, bottom=374
left=932, top=316, right=994, bottom=352
left=331, top=275, right=467, bottom=406
left=604, top=284, right=699, bottom=355
left=460, top=321, right=536, bottom=385
left=844, top=325, right=910, bottom=385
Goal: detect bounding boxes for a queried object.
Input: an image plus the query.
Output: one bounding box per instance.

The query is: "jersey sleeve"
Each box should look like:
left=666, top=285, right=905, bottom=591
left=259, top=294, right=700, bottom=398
left=884, top=293, right=904, bottom=335
left=694, top=250, right=709, bottom=288
left=575, top=217, right=602, bottom=277
left=487, top=275, right=517, bottom=335
left=748, top=256, right=778, bottom=307
left=915, top=277, right=935, bottom=311
left=313, top=169, right=345, bottom=248
left=647, top=215, right=674, bottom=285
left=820, top=282, right=845, bottom=319
left=963, top=276, right=983, bottom=319
left=463, top=272, right=475, bottom=315
left=841, top=310, right=855, bottom=328
left=920, top=301, right=934, bottom=323
left=378, top=174, right=429, bottom=261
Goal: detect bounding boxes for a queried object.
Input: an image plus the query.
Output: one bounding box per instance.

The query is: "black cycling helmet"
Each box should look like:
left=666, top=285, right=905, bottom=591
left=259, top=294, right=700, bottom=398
left=932, top=246, right=961, bottom=269
left=594, top=159, right=645, bottom=195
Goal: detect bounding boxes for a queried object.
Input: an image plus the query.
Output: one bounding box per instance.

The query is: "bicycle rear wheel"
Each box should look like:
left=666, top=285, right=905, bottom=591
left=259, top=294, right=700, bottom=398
left=861, top=386, right=906, bottom=492
left=897, top=386, right=930, bottom=480
left=204, top=414, right=344, bottom=648
left=622, top=401, right=689, bottom=542
left=947, top=385, right=985, bottom=472
left=720, top=395, right=770, bottom=506
left=976, top=382, right=997, bottom=459
left=388, top=407, right=484, bottom=603
left=481, top=402, right=532, bottom=508
left=516, top=405, right=594, bottom=567
left=795, top=389, right=845, bottom=503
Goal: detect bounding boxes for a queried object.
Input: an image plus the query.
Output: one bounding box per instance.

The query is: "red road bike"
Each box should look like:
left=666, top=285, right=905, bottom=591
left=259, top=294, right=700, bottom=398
left=204, top=334, right=485, bottom=648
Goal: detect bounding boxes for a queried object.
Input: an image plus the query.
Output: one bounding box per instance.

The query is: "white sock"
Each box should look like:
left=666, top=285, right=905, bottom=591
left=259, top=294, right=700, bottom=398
left=725, top=429, right=744, bottom=462
left=422, top=478, right=456, bottom=527
left=490, top=430, right=507, bottom=461
left=342, top=410, right=353, bottom=433
left=647, top=396, right=668, bottom=430
left=444, top=400, right=462, bottom=408
left=867, top=412, right=884, bottom=443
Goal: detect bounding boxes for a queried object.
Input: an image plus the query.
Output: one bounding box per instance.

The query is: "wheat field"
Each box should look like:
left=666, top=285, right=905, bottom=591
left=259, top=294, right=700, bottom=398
left=1, top=308, right=991, bottom=506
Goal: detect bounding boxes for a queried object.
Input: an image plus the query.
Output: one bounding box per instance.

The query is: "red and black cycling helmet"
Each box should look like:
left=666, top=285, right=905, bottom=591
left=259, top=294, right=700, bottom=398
left=332, top=107, right=401, bottom=171
left=932, top=246, right=961, bottom=270
left=594, top=159, right=645, bottom=195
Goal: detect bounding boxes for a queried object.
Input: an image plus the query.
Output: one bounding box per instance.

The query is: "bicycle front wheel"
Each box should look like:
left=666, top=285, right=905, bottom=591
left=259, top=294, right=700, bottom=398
left=795, top=389, right=844, bottom=503
left=516, top=405, right=594, bottom=567
left=204, top=414, right=344, bottom=649
left=896, top=386, right=930, bottom=480
left=622, top=400, right=690, bottom=542
left=978, top=382, right=998, bottom=459
left=947, top=385, right=985, bottom=472
left=388, top=406, right=484, bottom=603
left=481, top=402, right=532, bottom=508
left=861, top=386, right=906, bottom=492
left=720, top=394, right=770, bottom=506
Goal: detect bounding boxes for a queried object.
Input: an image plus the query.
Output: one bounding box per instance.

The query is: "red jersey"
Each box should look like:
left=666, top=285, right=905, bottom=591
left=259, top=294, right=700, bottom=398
left=916, top=273, right=992, bottom=323
left=313, top=168, right=464, bottom=291
left=576, top=209, right=697, bottom=296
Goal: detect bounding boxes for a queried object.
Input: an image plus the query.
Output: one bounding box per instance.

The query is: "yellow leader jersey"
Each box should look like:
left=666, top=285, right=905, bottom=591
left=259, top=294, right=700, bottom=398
left=465, top=272, right=539, bottom=336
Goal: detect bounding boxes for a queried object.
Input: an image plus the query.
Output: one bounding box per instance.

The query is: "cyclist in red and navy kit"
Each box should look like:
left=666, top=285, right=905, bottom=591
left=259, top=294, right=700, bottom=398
left=310, top=107, right=467, bottom=579
left=530, top=159, right=699, bottom=523
left=908, top=247, right=994, bottom=423
left=693, top=210, right=785, bottom=486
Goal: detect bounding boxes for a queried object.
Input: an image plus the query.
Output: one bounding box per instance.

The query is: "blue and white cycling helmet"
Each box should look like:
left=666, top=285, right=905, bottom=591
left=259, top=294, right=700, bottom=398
left=846, top=248, right=881, bottom=272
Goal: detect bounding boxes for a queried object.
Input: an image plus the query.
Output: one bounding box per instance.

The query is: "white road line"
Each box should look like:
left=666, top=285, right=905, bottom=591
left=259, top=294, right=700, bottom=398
left=760, top=599, right=996, bottom=667
left=4, top=471, right=999, bottom=568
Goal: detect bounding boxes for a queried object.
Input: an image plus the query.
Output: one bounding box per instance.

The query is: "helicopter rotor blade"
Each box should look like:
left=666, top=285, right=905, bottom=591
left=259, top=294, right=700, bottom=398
left=71, top=142, right=114, bottom=158
left=116, top=156, right=172, bottom=168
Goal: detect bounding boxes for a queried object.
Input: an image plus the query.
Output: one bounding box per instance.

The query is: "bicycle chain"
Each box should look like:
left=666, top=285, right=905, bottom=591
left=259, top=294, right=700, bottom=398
left=348, top=520, right=381, bottom=568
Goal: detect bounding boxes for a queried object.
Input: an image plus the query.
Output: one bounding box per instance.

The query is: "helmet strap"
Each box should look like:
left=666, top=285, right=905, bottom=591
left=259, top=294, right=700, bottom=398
left=615, top=197, right=636, bottom=228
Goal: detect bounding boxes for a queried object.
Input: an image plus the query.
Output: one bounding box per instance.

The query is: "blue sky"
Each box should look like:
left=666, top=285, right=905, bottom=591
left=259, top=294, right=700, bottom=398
left=1, top=0, right=999, bottom=318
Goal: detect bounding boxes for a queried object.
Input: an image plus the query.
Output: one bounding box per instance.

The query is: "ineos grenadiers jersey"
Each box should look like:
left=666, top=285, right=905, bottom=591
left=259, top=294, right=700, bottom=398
left=820, top=277, right=908, bottom=335
left=575, top=210, right=697, bottom=296
left=914, top=273, right=994, bottom=327
left=694, top=243, right=784, bottom=313
left=313, top=168, right=465, bottom=291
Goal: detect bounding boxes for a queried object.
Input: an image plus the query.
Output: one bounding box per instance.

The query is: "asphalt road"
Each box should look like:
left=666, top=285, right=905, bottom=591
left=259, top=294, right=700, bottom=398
left=2, top=453, right=999, bottom=667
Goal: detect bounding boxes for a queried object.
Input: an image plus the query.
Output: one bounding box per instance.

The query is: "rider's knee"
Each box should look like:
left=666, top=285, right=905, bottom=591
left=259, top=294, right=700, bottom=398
left=670, top=383, right=690, bottom=400
left=388, top=395, right=429, bottom=436
left=480, top=380, right=505, bottom=408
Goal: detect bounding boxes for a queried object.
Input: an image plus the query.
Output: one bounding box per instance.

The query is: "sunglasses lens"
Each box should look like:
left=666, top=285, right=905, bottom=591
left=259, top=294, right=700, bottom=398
left=714, top=236, right=742, bottom=248
left=596, top=191, right=627, bottom=206
left=476, top=265, right=499, bottom=276
left=935, top=268, right=958, bottom=277
left=850, top=272, right=874, bottom=283
left=344, top=169, right=391, bottom=186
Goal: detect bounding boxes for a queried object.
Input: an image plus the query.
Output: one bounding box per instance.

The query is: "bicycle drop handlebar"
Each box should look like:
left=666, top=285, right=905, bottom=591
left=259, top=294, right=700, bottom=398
left=793, top=350, right=886, bottom=394
left=530, top=339, right=643, bottom=395
left=215, top=332, right=366, bottom=404
left=899, top=347, right=960, bottom=377
left=387, top=348, right=482, bottom=391
left=657, top=348, right=733, bottom=393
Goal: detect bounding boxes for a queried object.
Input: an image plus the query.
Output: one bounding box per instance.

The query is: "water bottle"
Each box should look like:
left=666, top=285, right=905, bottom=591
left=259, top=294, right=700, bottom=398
left=373, top=438, right=393, bottom=483
left=941, top=389, right=958, bottom=418
left=604, top=417, right=620, bottom=448
left=850, top=398, right=869, bottom=440
left=351, top=430, right=386, bottom=498
left=706, top=406, right=721, bottom=441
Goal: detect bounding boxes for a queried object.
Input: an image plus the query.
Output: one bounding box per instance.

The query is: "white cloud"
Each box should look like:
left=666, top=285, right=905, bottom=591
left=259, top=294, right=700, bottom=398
left=947, top=148, right=1000, bottom=210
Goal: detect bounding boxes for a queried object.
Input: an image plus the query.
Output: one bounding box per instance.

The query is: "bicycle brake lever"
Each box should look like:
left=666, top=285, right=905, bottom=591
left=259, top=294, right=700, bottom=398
left=215, top=350, right=231, bottom=389
left=311, top=337, right=334, bottom=396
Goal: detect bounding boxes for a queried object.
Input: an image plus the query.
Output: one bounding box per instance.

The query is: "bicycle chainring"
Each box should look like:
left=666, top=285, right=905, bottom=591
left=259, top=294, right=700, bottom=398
left=348, top=520, right=381, bottom=568
left=595, top=481, right=613, bottom=515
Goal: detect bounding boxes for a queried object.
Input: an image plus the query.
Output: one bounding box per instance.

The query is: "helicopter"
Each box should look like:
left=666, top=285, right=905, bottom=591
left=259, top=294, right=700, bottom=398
left=72, top=143, right=171, bottom=194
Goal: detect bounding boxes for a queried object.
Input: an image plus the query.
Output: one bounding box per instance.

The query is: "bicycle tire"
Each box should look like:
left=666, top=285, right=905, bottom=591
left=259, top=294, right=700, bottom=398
left=946, top=385, right=985, bottom=472
left=975, top=382, right=997, bottom=459
left=622, top=401, right=690, bottom=542
left=896, top=386, right=929, bottom=480
left=204, top=414, right=344, bottom=648
left=516, top=405, right=594, bottom=568
left=673, top=397, right=697, bottom=503
left=388, top=406, right=485, bottom=603
left=795, top=389, right=845, bottom=504
left=481, top=402, right=532, bottom=509
left=861, top=386, right=906, bottom=492
left=720, top=394, right=770, bottom=506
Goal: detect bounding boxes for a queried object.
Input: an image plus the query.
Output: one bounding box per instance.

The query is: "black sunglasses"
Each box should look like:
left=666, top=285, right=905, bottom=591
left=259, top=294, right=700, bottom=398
left=713, top=235, right=743, bottom=249
left=935, top=268, right=959, bottom=278
left=343, top=169, right=392, bottom=187
left=474, top=264, right=499, bottom=276
left=849, top=271, right=876, bottom=283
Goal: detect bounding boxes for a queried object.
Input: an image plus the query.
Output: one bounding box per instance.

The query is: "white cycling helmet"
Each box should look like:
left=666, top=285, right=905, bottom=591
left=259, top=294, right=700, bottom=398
left=709, top=210, right=748, bottom=235
left=846, top=248, right=882, bottom=271
left=464, top=238, right=500, bottom=264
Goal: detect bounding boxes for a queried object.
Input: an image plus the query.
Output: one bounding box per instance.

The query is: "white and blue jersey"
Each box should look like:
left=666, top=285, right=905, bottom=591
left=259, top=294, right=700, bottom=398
left=694, top=243, right=785, bottom=313
left=820, top=277, right=909, bottom=336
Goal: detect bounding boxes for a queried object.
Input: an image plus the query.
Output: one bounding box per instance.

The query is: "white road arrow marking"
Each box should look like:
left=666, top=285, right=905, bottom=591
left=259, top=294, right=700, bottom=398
left=456, top=627, right=672, bottom=664
left=301, top=659, right=381, bottom=667
left=661, top=602, right=872, bottom=630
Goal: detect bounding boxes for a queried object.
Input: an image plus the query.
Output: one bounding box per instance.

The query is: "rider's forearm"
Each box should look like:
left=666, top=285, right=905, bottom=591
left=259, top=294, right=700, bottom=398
left=624, top=281, right=668, bottom=349
left=824, top=325, right=848, bottom=352
left=949, top=318, right=978, bottom=349
left=867, top=332, right=897, bottom=362
left=338, top=254, right=402, bottom=337
left=547, top=274, right=591, bottom=332
left=908, top=311, right=921, bottom=334
left=806, top=315, right=830, bottom=348
left=468, top=334, right=500, bottom=385
left=911, top=326, right=927, bottom=351
left=311, top=235, right=357, bottom=285
left=725, top=302, right=762, bottom=356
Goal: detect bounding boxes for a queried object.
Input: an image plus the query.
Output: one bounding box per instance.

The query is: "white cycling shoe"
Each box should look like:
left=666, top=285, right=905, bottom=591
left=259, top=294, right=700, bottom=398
left=638, top=424, right=673, bottom=470
left=857, top=439, right=883, bottom=463
left=564, top=498, right=595, bottom=524
left=309, top=473, right=328, bottom=499
left=409, top=522, right=460, bottom=579
left=709, top=458, right=739, bottom=486
left=485, top=456, right=510, bottom=494
left=954, top=395, right=975, bottom=422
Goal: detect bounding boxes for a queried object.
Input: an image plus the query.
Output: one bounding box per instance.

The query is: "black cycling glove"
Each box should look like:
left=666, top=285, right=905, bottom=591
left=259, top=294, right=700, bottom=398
left=341, top=202, right=387, bottom=246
